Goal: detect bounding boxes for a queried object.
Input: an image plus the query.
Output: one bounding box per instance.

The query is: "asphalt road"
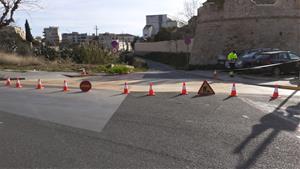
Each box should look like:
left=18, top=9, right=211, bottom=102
left=0, top=92, right=299, bottom=168
left=0, top=87, right=126, bottom=132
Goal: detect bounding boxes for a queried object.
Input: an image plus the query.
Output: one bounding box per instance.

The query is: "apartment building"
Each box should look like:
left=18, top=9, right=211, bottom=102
left=143, top=14, right=178, bottom=39
left=43, top=27, right=60, bottom=46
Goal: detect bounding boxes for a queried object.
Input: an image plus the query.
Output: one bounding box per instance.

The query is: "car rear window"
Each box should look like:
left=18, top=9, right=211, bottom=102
left=290, top=53, right=300, bottom=60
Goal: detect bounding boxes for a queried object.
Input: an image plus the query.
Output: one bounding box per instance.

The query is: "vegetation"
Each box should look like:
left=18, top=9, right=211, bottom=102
left=0, top=43, right=148, bottom=74
left=0, top=52, right=41, bottom=65
left=0, top=0, right=40, bottom=29
left=71, top=45, right=117, bottom=64
left=25, top=19, right=33, bottom=42
left=107, top=65, right=134, bottom=74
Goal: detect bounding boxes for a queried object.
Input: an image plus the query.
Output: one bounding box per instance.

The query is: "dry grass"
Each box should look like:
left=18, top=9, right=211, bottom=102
left=0, top=52, right=42, bottom=66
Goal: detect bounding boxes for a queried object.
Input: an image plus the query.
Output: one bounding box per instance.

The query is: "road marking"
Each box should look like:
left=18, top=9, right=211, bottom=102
left=185, top=120, right=193, bottom=123
left=296, top=136, right=300, bottom=139
left=242, top=115, right=249, bottom=119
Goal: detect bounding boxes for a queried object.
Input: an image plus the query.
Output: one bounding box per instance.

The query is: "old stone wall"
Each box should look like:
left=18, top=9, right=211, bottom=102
left=135, top=39, right=193, bottom=54
left=191, top=0, right=300, bottom=65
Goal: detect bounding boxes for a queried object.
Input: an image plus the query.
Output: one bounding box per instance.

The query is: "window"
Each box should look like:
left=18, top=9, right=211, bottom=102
left=289, top=53, right=300, bottom=60
left=278, top=53, right=289, bottom=60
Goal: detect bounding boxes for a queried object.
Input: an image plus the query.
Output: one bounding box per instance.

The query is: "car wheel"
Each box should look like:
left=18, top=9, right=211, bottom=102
left=273, top=68, right=281, bottom=77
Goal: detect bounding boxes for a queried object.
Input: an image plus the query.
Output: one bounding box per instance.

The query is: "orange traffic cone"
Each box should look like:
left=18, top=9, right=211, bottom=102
left=148, top=82, right=155, bottom=96
left=181, top=82, right=188, bottom=95
left=5, top=77, right=11, bottom=86
left=230, top=83, right=237, bottom=97
left=271, top=84, right=279, bottom=99
left=123, top=82, right=129, bottom=94
left=36, top=79, right=44, bottom=90
left=63, top=80, right=69, bottom=92
left=16, top=78, right=22, bottom=88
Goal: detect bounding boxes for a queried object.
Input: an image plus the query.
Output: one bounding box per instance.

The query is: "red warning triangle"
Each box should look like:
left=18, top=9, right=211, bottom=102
left=198, top=80, right=215, bottom=96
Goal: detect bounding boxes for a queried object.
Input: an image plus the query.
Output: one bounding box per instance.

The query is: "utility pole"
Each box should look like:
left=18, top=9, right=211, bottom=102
left=95, top=25, right=99, bottom=37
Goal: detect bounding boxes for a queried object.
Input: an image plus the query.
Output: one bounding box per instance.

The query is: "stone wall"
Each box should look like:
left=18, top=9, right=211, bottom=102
left=135, top=39, right=193, bottom=54
left=191, top=0, right=300, bottom=65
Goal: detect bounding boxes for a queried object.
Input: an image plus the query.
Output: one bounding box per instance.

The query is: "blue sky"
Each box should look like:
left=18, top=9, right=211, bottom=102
left=14, top=0, right=205, bottom=37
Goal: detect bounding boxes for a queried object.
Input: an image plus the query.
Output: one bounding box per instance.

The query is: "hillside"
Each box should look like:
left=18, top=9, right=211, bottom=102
left=0, top=26, right=31, bottom=55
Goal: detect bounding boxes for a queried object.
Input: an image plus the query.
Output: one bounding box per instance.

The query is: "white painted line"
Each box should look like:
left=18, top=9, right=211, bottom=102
left=242, top=115, right=249, bottom=119
left=296, top=136, right=300, bottom=139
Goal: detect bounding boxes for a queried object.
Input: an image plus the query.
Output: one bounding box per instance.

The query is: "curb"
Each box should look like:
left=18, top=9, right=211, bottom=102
left=259, top=84, right=300, bottom=91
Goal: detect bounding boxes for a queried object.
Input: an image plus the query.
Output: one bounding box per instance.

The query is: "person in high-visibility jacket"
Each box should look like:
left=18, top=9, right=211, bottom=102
left=227, top=51, right=238, bottom=69
left=227, top=51, right=238, bottom=77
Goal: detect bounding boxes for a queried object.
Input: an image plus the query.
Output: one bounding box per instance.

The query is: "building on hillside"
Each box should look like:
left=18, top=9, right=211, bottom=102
left=62, top=32, right=88, bottom=45
left=143, top=25, right=154, bottom=40
left=97, top=32, right=135, bottom=51
left=60, top=31, right=135, bottom=51
left=0, top=26, right=26, bottom=40
left=43, top=27, right=60, bottom=46
left=191, top=0, right=300, bottom=65
left=143, top=14, right=178, bottom=39
left=35, top=36, right=43, bottom=43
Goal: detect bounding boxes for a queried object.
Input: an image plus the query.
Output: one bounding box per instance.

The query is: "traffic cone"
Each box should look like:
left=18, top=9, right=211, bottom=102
left=5, top=77, right=11, bottom=86
left=16, top=78, right=22, bottom=88
left=81, top=68, right=87, bottom=76
left=148, top=82, right=155, bottom=96
left=63, top=80, right=69, bottom=92
left=230, top=83, right=237, bottom=97
left=181, top=82, right=188, bottom=95
left=36, top=79, right=44, bottom=90
left=123, top=82, right=129, bottom=94
left=271, top=84, right=279, bottom=99
left=213, top=70, right=218, bottom=80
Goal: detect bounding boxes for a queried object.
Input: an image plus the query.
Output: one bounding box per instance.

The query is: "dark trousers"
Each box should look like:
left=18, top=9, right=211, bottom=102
left=229, top=62, right=235, bottom=70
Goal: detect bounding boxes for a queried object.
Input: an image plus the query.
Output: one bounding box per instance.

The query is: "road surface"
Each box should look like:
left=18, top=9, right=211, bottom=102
left=0, top=61, right=299, bottom=168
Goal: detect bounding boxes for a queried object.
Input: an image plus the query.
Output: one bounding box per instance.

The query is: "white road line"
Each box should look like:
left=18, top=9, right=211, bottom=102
left=242, top=115, right=249, bottom=119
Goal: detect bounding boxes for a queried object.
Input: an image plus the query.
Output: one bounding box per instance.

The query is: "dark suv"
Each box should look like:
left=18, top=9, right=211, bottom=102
left=255, top=51, right=300, bottom=75
left=236, top=48, right=279, bottom=68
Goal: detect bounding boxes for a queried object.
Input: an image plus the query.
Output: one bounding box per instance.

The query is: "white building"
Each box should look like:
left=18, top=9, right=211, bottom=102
left=62, top=32, right=88, bottom=45
left=43, top=27, right=60, bottom=46
left=98, top=33, right=135, bottom=51
left=143, top=14, right=178, bottom=39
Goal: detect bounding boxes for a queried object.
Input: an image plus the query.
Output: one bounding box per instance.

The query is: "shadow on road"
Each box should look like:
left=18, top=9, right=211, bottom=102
left=233, top=90, right=299, bottom=169
left=223, top=96, right=236, bottom=101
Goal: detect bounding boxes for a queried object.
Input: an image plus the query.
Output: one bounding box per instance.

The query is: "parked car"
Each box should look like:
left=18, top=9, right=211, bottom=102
left=255, top=51, right=300, bottom=75
left=235, top=48, right=279, bottom=68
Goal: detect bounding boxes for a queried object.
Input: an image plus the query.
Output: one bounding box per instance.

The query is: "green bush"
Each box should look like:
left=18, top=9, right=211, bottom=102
left=72, top=45, right=117, bottom=64
left=107, top=65, right=134, bottom=74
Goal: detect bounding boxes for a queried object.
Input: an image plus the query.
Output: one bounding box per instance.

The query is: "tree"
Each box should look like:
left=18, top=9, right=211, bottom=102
left=0, top=0, right=39, bottom=29
left=25, top=19, right=33, bottom=42
left=154, top=27, right=177, bottom=42
left=176, top=0, right=201, bottom=26
left=183, top=0, right=200, bottom=21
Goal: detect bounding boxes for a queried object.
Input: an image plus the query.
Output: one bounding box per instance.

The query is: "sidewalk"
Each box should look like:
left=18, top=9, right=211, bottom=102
left=1, top=68, right=299, bottom=96
left=188, top=70, right=300, bottom=90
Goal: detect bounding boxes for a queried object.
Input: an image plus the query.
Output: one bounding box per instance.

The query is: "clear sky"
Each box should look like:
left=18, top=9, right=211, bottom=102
left=14, top=0, right=205, bottom=37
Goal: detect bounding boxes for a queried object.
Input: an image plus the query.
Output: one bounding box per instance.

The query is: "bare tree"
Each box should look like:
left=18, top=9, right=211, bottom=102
left=183, top=0, right=200, bottom=20
left=0, top=0, right=39, bottom=29
left=176, top=0, right=201, bottom=26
